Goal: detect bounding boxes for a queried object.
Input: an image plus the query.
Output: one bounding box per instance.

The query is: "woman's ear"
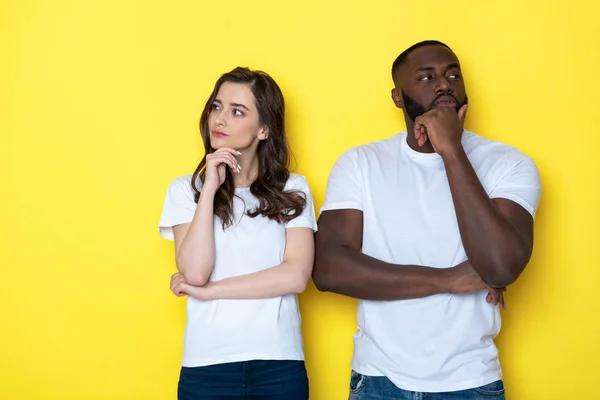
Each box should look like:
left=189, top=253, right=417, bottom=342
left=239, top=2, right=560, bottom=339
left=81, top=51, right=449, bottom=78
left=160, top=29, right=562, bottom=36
left=257, top=126, right=269, bottom=141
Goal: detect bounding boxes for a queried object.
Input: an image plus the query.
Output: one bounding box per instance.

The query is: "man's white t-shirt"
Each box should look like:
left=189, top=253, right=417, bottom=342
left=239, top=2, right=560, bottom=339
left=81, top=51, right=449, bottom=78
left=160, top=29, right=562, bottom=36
left=159, top=173, right=317, bottom=367
left=320, top=131, right=541, bottom=392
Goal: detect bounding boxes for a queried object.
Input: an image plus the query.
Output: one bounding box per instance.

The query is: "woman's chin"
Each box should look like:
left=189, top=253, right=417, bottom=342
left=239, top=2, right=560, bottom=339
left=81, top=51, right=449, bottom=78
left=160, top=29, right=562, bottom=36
left=209, top=138, right=229, bottom=149
left=208, top=137, right=251, bottom=152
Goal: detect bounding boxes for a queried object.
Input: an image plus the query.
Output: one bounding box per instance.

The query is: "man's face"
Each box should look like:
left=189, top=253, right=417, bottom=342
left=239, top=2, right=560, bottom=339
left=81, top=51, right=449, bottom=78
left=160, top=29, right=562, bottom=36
left=393, top=45, right=468, bottom=122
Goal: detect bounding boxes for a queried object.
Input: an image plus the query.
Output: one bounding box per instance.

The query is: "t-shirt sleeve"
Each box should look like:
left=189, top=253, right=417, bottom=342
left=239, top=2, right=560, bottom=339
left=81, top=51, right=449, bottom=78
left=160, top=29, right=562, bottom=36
left=285, top=175, right=318, bottom=232
left=320, top=148, right=363, bottom=214
left=158, top=176, right=197, bottom=240
left=489, top=155, right=542, bottom=218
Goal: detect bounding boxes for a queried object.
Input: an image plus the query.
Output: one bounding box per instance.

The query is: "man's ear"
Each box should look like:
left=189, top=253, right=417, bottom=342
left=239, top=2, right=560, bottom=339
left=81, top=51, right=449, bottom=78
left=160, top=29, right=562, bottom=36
left=257, top=126, right=269, bottom=140
left=391, top=88, right=404, bottom=109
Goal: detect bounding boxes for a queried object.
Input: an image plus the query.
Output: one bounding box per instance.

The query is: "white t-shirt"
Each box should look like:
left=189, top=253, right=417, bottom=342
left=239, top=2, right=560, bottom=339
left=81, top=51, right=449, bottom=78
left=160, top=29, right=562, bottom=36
left=159, top=173, right=317, bottom=367
left=320, top=130, right=541, bottom=392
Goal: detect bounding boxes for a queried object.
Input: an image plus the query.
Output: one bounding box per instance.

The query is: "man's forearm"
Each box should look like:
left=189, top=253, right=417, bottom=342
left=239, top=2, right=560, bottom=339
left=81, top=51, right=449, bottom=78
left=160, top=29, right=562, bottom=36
left=313, top=246, right=451, bottom=300
left=443, top=148, right=531, bottom=287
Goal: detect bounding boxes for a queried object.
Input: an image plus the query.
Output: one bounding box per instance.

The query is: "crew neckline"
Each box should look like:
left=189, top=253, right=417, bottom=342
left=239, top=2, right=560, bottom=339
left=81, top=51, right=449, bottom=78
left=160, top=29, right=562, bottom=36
left=400, top=130, right=469, bottom=162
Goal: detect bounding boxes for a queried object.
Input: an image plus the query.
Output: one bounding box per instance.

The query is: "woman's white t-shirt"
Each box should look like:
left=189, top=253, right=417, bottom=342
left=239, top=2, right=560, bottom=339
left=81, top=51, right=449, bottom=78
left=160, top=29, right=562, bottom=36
left=159, top=173, right=317, bottom=367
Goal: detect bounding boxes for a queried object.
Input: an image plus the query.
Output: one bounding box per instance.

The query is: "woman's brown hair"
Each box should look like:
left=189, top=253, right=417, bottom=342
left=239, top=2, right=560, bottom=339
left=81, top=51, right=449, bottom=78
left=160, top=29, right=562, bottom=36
left=191, top=67, right=306, bottom=229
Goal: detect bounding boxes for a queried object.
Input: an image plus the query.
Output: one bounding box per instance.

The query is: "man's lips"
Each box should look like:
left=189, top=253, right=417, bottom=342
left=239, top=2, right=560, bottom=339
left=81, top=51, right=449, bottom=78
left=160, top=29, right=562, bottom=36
left=432, top=95, right=458, bottom=108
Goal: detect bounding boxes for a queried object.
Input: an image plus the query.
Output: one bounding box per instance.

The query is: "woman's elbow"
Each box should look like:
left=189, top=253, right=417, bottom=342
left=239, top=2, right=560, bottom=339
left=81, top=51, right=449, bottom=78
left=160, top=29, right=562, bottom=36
left=176, top=257, right=212, bottom=286
left=290, top=271, right=311, bottom=294
left=185, top=273, right=209, bottom=287
left=176, top=265, right=209, bottom=287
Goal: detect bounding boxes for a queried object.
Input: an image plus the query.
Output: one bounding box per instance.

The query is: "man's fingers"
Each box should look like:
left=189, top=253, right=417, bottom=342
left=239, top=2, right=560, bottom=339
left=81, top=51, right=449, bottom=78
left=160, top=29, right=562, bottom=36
left=415, top=124, right=428, bottom=147
left=487, top=287, right=507, bottom=308
left=498, top=289, right=506, bottom=309
left=458, top=104, right=468, bottom=124
left=488, top=291, right=497, bottom=305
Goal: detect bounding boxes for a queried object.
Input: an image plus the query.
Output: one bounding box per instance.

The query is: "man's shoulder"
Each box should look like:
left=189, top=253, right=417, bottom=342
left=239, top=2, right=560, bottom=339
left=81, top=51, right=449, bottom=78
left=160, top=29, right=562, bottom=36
left=463, top=130, right=534, bottom=165
left=339, top=133, right=405, bottom=163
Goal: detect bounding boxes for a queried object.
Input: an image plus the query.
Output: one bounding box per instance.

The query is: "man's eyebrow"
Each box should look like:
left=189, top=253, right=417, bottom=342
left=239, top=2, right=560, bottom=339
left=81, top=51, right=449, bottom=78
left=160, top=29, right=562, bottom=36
left=415, top=66, right=435, bottom=72
left=414, top=63, right=461, bottom=73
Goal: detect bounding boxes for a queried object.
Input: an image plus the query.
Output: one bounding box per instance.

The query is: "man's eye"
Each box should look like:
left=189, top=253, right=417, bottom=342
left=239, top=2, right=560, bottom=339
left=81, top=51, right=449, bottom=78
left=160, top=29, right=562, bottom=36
left=448, top=74, right=461, bottom=79
left=419, top=76, right=432, bottom=81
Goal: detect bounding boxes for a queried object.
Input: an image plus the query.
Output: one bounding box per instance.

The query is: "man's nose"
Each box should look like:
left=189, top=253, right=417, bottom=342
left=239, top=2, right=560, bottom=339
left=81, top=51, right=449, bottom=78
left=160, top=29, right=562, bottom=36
left=434, top=76, right=452, bottom=94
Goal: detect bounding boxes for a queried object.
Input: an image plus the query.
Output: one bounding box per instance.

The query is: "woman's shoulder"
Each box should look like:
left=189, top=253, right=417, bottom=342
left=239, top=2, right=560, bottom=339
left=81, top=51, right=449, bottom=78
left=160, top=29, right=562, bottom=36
left=166, top=174, right=200, bottom=199
left=171, top=174, right=193, bottom=185
left=284, top=173, right=310, bottom=191
left=167, top=174, right=189, bottom=189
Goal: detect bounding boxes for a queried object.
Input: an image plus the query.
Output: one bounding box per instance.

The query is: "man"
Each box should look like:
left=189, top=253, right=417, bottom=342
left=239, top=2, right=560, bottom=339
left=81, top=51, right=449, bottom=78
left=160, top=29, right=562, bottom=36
left=313, top=40, right=541, bottom=399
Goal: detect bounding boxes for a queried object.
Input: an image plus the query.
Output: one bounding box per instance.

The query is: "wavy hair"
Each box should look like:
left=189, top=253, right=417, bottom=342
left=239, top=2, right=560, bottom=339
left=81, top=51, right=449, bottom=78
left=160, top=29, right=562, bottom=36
left=191, top=67, right=306, bottom=229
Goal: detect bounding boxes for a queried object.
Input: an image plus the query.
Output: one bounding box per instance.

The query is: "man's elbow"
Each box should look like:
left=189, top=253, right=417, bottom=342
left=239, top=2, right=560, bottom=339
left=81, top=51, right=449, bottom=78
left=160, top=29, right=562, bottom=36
left=312, top=260, right=334, bottom=293
left=485, top=270, right=519, bottom=289
left=312, top=276, right=330, bottom=293
left=486, top=251, right=531, bottom=288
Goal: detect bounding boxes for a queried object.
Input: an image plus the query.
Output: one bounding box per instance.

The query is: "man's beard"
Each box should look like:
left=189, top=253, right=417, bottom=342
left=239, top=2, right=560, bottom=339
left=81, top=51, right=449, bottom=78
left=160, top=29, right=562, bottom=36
left=401, top=91, right=468, bottom=122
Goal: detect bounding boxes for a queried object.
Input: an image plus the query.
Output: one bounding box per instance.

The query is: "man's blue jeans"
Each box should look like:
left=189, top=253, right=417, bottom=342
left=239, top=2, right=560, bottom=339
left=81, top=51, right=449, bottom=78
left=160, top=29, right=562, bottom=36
left=349, top=371, right=505, bottom=400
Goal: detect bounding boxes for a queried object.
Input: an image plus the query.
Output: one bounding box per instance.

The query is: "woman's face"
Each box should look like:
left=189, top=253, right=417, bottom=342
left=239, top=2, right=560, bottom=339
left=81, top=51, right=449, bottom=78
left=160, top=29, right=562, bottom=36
left=207, top=82, right=268, bottom=151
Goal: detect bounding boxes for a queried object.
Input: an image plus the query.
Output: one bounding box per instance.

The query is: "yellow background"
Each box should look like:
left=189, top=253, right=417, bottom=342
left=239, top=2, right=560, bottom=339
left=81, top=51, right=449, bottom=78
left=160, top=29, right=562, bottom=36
left=2, top=0, right=598, bottom=398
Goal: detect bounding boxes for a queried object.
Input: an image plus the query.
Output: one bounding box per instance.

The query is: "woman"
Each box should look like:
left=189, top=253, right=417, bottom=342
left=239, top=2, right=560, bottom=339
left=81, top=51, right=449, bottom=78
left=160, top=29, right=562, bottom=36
left=159, top=67, right=316, bottom=400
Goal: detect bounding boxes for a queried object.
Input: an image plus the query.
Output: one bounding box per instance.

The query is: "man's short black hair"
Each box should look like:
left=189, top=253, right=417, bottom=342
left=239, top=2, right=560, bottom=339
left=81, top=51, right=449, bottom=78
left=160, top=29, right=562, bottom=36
left=391, top=40, right=452, bottom=80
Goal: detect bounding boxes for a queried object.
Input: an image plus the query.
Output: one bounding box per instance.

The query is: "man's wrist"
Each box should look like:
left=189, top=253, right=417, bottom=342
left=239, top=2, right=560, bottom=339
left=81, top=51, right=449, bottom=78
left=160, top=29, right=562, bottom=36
left=434, top=267, right=455, bottom=294
left=440, top=141, right=466, bottom=164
